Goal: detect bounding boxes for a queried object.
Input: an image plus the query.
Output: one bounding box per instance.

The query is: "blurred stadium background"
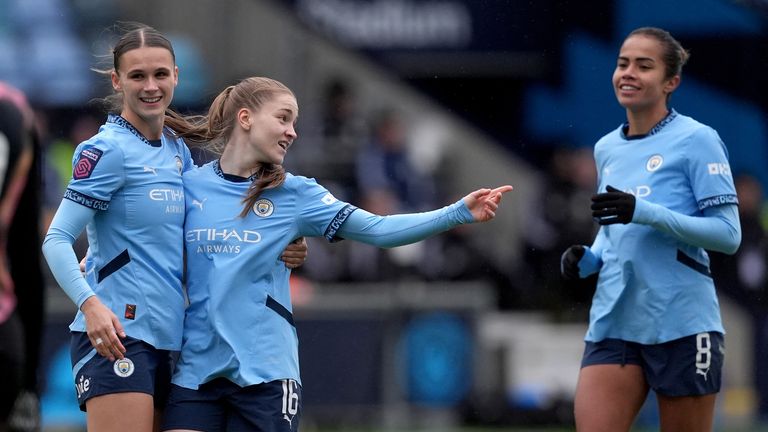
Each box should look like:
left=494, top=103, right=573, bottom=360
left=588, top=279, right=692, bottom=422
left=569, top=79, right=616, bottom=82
left=2, top=0, right=768, bottom=430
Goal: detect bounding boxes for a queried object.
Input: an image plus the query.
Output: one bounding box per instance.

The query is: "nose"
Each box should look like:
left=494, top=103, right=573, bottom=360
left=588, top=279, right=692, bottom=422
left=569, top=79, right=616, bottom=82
left=144, top=77, right=159, bottom=92
left=287, top=125, right=297, bottom=140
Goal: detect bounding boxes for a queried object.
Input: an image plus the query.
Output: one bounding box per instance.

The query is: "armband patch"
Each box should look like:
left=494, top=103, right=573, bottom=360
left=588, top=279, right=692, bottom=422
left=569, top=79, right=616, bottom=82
left=324, top=204, right=357, bottom=242
left=73, top=147, right=103, bottom=179
left=698, top=194, right=738, bottom=211
left=64, top=189, right=109, bottom=211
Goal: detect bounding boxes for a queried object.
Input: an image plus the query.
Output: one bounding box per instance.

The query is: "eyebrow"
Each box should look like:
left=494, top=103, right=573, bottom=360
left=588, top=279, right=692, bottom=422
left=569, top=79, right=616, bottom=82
left=618, top=55, right=656, bottom=63
left=126, top=66, right=172, bottom=74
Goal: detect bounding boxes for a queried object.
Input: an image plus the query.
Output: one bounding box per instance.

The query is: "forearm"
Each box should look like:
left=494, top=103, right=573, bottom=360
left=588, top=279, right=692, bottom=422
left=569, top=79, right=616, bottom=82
left=42, top=200, right=96, bottom=307
left=633, top=200, right=741, bottom=254
left=337, top=200, right=473, bottom=248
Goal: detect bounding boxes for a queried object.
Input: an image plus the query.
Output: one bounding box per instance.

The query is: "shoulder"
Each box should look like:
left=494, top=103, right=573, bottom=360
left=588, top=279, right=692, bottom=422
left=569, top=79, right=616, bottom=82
left=670, top=113, right=725, bottom=152
left=594, top=124, right=624, bottom=153
left=283, top=172, right=322, bottom=189
left=182, top=161, right=210, bottom=182
left=671, top=113, right=720, bottom=139
left=73, top=128, right=125, bottom=163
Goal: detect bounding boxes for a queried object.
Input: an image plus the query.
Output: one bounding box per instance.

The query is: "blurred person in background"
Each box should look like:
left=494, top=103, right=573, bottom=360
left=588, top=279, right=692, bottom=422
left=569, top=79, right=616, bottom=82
left=0, top=81, right=45, bottom=432
left=710, top=173, right=768, bottom=423
left=41, top=23, right=307, bottom=432
left=522, top=146, right=597, bottom=314
left=560, top=27, right=740, bottom=431
left=161, top=76, right=513, bottom=432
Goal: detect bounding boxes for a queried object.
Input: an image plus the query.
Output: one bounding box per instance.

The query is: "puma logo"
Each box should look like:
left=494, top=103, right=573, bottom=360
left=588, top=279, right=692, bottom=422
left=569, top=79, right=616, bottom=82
left=192, top=198, right=207, bottom=210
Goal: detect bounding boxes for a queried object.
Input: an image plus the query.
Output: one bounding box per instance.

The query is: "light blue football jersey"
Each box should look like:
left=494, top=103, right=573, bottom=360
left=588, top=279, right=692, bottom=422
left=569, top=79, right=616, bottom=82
left=65, top=114, right=194, bottom=350
left=587, top=110, right=738, bottom=344
left=173, top=161, right=357, bottom=389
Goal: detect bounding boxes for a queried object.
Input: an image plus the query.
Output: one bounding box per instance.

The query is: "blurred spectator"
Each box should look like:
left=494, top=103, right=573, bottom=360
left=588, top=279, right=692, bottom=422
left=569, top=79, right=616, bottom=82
left=356, top=108, right=437, bottom=212
left=520, top=146, right=597, bottom=314
left=710, top=173, right=768, bottom=422
left=0, top=81, right=44, bottom=432
left=317, top=77, right=367, bottom=201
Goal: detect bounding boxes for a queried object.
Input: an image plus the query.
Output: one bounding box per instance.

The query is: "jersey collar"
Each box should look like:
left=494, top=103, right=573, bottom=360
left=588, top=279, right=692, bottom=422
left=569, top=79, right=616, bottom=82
left=621, top=109, right=678, bottom=140
left=107, top=114, right=162, bottom=147
left=213, top=159, right=258, bottom=183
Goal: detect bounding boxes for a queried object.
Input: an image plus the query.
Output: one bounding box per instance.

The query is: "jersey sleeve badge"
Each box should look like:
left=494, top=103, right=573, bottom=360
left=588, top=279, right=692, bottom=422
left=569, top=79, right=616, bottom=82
left=73, top=147, right=104, bottom=180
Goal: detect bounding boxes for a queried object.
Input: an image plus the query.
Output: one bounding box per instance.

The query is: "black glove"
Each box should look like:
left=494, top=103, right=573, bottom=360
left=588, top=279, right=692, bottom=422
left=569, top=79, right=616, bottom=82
left=561, top=245, right=585, bottom=280
left=591, top=185, right=636, bottom=225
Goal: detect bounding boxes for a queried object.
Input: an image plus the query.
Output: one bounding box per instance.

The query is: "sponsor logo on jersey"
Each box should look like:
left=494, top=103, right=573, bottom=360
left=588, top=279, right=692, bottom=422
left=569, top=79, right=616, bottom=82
left=113, top=358, right=135, bottom=378
left=186, top=228, right=262, bottom=243
left=73, top=147, right=103, bottom=179
left=253, top=198, right=274, bottom=217
left=149, top=188, right=184, bottom=201
left=646, top=154, right=663, bottom=172
left=125, top=304, right=136, bottom=320
left=192, top=198, right=207, bottom=210
left=321, top=193, right=337, bottom=205
left=707, top=163, right=731, bottom=176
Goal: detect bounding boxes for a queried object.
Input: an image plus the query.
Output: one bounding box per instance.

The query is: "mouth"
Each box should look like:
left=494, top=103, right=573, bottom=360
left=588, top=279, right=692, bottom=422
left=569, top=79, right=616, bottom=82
left=618, top=84, right=638, bottom=91
left=140, top=96, right=162, bottom=104
left=278, top=140, right=291, bottom=151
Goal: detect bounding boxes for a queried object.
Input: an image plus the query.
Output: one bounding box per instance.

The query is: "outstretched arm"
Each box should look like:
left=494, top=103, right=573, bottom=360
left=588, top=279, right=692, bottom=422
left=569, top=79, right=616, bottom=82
left=337, top=185, right=513, bottom=248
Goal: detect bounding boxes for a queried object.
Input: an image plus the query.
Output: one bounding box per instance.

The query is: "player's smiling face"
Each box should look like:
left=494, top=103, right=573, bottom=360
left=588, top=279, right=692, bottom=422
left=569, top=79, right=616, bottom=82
left=111, top=46, right=178, bottom=139
left=247, top=93, right=298, bottom=165
left=612, top=35, right=678, bottom=114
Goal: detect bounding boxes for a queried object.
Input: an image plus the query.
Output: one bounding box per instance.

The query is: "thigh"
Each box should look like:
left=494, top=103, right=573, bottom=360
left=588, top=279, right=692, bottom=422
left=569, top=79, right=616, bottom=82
left=575, top=364, right=649, bottom=432
left=657, top=393, right=716, bottom=432
left=227, top=379, right=302, bottom=432
left=86, top=392, right=154, bottom=432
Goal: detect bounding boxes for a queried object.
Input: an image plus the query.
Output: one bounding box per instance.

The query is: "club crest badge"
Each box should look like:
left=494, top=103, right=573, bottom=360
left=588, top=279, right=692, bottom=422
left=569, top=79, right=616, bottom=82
left=646, top=155, right=663, bottom=172
left=113, top=358, right=135, bottom=378
left=175, top=155, right=183, bottom=174
left=73, top=147, right=103, bottom=179
left=253, top=198, right=274, bottom=217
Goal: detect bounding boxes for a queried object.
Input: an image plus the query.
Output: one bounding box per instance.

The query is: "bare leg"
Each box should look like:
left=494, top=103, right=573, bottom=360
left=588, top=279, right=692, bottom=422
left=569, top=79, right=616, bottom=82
left=574, top=364, right=649, bottom=432
left=86, top=392, right=154, bottom=432
left=658, top=393, right=716, bottom=432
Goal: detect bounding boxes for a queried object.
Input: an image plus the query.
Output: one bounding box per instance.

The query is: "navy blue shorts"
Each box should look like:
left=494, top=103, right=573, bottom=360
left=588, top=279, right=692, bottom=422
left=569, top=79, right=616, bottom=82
left=582, top=332, right=724, bottom=397
left=162, top=378, right=302, bottom=432
left=70, top=332, right=175, bottom=411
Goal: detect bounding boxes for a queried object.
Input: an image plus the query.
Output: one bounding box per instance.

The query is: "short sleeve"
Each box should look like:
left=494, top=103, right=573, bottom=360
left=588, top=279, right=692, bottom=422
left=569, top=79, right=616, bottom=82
left=64, top=140, right=124, bottom=210
left=685, top=127, right=738, bottom=211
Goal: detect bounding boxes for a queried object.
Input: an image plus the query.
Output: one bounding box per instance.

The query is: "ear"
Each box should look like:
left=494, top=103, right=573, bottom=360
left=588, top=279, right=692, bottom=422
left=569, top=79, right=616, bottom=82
left=111, top=70, right=121, bottom=92
left=173, top=65, right=179, bottom=87
left=237, top=108, right=251, bottom=131
left=663, top=75, right=681, bottom=95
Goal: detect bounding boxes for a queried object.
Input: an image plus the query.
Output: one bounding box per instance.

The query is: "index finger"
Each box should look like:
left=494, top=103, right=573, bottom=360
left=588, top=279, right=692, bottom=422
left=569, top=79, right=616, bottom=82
left=491, top=185, right=513, bottom=195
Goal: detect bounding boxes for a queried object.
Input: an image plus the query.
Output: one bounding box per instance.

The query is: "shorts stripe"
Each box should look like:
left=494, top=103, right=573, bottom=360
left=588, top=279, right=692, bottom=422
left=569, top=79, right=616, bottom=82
left=72, top=349, right=97, bottom=381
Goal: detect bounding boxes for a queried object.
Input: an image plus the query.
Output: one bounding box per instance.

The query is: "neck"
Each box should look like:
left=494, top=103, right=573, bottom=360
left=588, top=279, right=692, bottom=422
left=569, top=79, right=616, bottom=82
left=121, top=111, right=164, bottom=140
left=220, top=142, right=260, bottom=178
left=625, top=104, right=669, bottom=136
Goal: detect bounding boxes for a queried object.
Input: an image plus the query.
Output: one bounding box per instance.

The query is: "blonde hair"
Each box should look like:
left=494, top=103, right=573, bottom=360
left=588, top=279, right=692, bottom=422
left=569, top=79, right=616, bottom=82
left=172, top=77, right=296, bottom=217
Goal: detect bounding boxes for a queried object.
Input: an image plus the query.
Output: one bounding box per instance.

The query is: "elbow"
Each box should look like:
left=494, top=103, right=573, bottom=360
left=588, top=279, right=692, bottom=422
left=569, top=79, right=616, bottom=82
left=722, top=232, right=741, bottom=255
left=716, top=228, right=741, bottom=255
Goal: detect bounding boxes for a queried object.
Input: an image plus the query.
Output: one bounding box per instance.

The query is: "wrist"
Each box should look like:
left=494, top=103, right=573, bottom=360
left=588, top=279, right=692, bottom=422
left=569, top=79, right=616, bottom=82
left=632, top=197, right=655, bottom=225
